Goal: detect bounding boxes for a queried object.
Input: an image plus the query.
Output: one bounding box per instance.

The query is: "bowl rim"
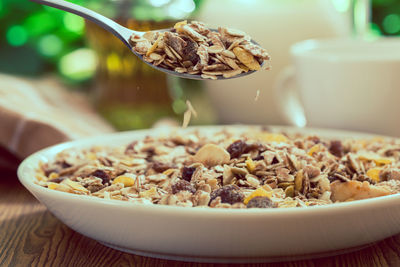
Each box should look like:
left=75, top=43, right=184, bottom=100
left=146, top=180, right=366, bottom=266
left=18, top=124, right=400, bottom=218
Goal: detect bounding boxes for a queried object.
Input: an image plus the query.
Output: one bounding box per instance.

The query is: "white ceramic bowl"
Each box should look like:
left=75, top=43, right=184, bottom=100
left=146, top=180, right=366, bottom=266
left=18, top=126, right=400, bottom=263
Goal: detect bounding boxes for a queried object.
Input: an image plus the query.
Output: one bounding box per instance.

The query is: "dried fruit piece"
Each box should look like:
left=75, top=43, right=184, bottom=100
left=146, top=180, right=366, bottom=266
left=113, top=175, right=135, bottom=187
left=358, top=154, right=393, bottom=166
left=366, top=168, right=381, bottom=182
left=48, top=182, right=59, bottom=190
left=210, top=185, right=244, bottom=205
left=194, top=144, right=230, bottom=167
left=171, top=180, right=196, bottom=194
left=329, top=140, right=344, bottom=158
left=227, top=140, right=247, bottom=158
left=152, top=161, right=173, bottom=173
left=91, top=169, right=110, bottom=184
left=245, top=157, right=256, bottom=173
left=246, top=196, right=276, bottom=208
left=243, top=187, right=272, bottom=204
left=308, top=144, right=321, bottom=156
left=48, top=172, right=59, bottom=180
left=181, top=166, right=196, bottom=182
left=374, top=158, right=393, bottom=166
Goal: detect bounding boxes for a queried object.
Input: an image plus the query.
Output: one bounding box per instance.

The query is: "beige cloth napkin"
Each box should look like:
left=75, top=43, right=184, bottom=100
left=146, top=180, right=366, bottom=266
left=0, top=73, right=114, bottom=161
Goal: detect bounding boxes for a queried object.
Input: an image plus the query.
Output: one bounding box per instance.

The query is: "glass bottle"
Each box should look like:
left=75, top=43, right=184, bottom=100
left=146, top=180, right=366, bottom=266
left=85, top=0, right=203, bottom=130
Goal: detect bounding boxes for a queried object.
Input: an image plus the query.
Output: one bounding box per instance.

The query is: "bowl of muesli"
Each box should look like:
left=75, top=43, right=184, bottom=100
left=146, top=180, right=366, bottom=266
left=18, top=125, right=400, bottom=263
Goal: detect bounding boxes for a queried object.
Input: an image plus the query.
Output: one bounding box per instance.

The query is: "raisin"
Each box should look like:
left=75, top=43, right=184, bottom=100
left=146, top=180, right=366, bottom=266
left=253, top=155, right=264, bottom=160
left=244, top=143, right=263, bottom=153
left=247, top=196, right=276, bottom=208
left=329, top=140, right=344, bottom=158
left=60, top=161, right=71, bottom=169
left=91, top=169, right=110, bottom=184
left=271, top=157, right=279, bottom=164
left=227, top=140, right=247, bottom=158
left=152, top=161, right=173, bottom=173
left=171, top=180, right=196, bottom=194
left=124, top=141, right=138, bottom=154
left=227, top=140, right=264, bottom=159
left=234, top=172, right=246, bottom=180
left=181, top=166, right=196, bottom=182
left=145, top=147, right=156, bottom=161
left=209, top=185, right=244, bottom=205
left=328, top=176, right=337, bottom=183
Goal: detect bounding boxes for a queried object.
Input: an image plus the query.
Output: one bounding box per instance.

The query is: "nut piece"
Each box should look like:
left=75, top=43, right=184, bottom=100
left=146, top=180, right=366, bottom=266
left=330, top=180, right=390, bottom=202
left=246, top=196, right=276, bottom=208
left=194, top=144, right=230, bottom=167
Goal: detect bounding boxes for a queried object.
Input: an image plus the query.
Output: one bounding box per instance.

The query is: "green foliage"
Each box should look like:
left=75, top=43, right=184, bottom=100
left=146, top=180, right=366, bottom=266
left=0, top=0, right=86, bottom=77
left=372, top=0, right=400, bottom=35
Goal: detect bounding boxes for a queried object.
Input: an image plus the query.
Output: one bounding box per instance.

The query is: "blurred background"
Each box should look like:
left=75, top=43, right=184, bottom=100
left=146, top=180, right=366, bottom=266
left=0, top=0, right=399, bottom=131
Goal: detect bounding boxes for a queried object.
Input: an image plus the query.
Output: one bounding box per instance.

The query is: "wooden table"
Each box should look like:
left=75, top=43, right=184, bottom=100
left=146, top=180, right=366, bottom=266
left=1, top=171, right=400, bottom=267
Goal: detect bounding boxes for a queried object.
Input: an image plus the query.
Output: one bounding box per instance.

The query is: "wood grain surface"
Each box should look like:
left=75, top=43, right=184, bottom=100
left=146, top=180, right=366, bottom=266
left=1, top=172, right=400, bottom=267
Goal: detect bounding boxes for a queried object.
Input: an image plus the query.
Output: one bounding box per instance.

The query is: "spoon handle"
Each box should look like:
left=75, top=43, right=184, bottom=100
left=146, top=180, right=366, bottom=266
left=29, top=0, right=137, bottom=47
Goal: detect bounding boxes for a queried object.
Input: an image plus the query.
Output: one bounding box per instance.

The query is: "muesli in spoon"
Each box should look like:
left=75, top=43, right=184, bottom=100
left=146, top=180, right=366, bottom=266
left=130, top=20, right=271, bottom=80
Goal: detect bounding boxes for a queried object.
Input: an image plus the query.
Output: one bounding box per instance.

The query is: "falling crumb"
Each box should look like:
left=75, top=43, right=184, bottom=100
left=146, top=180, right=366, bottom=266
left=182, top=100, right=198, bottom=128
left=186, top=100, right=198, bottom=117
left=254, top=89, right=260, bottom=101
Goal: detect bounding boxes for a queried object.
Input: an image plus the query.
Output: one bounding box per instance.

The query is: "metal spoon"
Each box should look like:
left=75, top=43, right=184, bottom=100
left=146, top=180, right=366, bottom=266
left=30, top=0, right=264, bottom=80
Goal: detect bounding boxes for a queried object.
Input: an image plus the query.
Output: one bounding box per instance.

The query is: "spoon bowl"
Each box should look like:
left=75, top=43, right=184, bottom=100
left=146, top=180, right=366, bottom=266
left=30, top=0, right=264, bottom=80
